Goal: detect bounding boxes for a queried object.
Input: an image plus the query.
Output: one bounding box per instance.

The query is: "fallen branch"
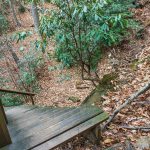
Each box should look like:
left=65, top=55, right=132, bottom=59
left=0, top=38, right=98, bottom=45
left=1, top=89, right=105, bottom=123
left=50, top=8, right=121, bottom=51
left=120, top=126, right=150, bottom=131
left=135, top=101, right=150, bottom=106
left=102, top=81, right=150, bottom=131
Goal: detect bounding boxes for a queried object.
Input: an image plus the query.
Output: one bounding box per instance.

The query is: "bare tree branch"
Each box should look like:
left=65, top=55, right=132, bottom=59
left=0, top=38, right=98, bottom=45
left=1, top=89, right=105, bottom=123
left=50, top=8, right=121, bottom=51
left=102, top=81, right=150, bottom=131
left=120, top=125, right=150, bottom=131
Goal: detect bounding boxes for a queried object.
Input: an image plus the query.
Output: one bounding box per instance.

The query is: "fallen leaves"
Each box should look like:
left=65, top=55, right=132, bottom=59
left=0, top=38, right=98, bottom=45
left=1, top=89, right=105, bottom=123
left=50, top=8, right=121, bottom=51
left=0, top=0, right=150, bottom=149
left=103, top=138, right=114, bottom=144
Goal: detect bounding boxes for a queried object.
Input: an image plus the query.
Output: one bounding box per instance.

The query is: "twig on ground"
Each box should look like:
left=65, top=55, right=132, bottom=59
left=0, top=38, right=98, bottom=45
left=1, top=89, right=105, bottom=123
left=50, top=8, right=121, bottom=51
left=120, top=126, right=150, bottom=131
left=102, top=81, right=150, bottom=131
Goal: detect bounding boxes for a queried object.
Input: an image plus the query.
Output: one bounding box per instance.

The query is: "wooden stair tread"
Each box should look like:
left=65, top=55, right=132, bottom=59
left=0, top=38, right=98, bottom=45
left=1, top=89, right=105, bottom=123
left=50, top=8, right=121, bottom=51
left=4, top=105, right=37, bottom=114
left=11, top=107, right=103, bottom=144
left=8, top=107, right=71, bottom=127
left=33, top=112, right=109, bottom=150
left=2, top=105, right=108, bottom=150
left=6, top=106, right=55, bottom=122
left=9, top=108, right=75, bottom=138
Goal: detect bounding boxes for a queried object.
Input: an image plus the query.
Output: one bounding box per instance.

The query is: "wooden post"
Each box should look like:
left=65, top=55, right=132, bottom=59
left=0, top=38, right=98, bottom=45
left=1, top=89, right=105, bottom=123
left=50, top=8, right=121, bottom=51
left=30, top=96, right=35, bottom=105
left=0, top=100, right=8, bottom=124
left=83, top=125, right=102, bottom=145
left=0, top=100, right=11, bottom=148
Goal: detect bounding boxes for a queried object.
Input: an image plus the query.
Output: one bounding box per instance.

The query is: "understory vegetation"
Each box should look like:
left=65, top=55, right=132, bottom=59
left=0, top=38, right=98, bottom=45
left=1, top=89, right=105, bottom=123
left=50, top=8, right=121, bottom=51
left=0, top=12, right=8, bottom=35
left=0, top=31, right=43, bottom=106
left=0, top=0, right=150, bottom=149
left=0, top=0, right=142, bottom=116
left=0, top=0, right=140, bottom=105
left=40, top=0, right=138, bottom=85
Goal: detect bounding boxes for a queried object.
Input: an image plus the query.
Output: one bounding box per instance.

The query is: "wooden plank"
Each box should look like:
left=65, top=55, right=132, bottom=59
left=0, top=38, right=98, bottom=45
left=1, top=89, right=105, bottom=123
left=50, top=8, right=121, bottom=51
left=6, top=106, right=69, bottom=121
left=33, top=112, right=109, bottom=150
left=0, top=105, right=11, bottom=148
left=8, top=107, right=71, bottom=129
left=5, top=105, right=38, bottom=115
left=7, top=107, right=57, bottom=125
left=11, top=107, right=101, bottom=140
left=9, top=107, right=87, bottom=140
left=3, top=107, right=103, bottom=150
left=0, top=100, right=8, bottom=124
left=7, top=106, right=67, bottom=125
left=9, top=108, right=74, bottom=138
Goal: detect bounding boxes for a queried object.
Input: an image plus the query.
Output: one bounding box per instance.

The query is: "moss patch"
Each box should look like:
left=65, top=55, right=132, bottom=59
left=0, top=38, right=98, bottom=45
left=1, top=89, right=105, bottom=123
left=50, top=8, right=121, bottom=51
left=68, top=96, right=80, bottom=103
left=82, top=73, right=118, bottom=105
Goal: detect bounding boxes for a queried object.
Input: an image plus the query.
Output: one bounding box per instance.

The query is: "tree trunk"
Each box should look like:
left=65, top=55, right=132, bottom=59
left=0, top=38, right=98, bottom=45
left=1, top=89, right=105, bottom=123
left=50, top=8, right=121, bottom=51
left=9, top=0, right=21, bottom=27
left=18, top=0, right=25, bottom=12
left=6, top=38, right=20, bottom=67
left=9, top=48, right=20, bottom=66
left=31, top=1, right=40, bottom=33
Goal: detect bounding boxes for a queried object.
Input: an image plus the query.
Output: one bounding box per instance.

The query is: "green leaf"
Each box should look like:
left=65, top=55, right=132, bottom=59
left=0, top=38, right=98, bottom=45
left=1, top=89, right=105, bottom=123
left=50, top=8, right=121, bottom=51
left=83, top=5, right=87, bottom=13
left=39, top=0, right=138, bottom=77
left=95, top=14, right=99, bottom=21
left=21, top=32, right=26, bottom=39
left=19, top=46, right=24, bottom=51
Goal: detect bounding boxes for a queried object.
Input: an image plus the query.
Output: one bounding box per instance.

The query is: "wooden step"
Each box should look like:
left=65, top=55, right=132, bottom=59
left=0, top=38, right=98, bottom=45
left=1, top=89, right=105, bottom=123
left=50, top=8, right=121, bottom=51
left=6, top=106, right=53, bottom=122
left=11, top=107, right=102, bottom=143
left=5, top=105, right=38, bottom=115
left=9, top=108, right=75, bottom=138
left=1, top=105, right=108, bottom=150
left=8, top=107, right=70, bottom=127
left=33, top=112, right=109, bottom=150
left=2, top=107, right=102, bottom=150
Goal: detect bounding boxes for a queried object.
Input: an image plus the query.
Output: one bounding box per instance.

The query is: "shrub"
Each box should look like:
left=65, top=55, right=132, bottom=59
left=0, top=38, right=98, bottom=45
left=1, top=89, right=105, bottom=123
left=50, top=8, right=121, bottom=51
left=18, top=4, right=26, bottom=13
left=18, top=45, right=43, bottom=93
left=40, top=0, right=138, bottom=83
left=1, top=93, right=23, bottom=107
left=12, top=31, right=44, bottom=93
left=0, top=31, right=43, bottom=106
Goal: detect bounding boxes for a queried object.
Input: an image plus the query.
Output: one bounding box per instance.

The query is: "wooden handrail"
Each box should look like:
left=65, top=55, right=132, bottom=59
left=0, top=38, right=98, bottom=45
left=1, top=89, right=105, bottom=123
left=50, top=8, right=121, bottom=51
left=0, top=88, right=36, bottom=96
left=0, top=88, right=36, bottom=144
left=0, top=88, right=36, bottom=105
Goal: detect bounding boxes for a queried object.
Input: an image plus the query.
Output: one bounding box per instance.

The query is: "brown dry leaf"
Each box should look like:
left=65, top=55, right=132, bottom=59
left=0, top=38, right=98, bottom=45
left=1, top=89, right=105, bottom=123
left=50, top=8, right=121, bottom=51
left=103, top=138, right=114, bottom=144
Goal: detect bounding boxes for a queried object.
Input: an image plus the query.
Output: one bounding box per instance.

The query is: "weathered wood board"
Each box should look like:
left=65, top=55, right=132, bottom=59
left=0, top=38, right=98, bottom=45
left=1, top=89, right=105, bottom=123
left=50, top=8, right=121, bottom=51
left=1, top=105, right=108, bottom=150
left=0, top=102, right=11, bottom=148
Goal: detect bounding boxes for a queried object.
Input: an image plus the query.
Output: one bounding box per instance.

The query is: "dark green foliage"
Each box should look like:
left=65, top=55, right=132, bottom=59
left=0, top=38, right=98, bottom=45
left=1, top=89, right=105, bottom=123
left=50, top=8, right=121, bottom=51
left=18, top=46, right=43, bottom=93
left=40, top=0, right=138, bottom=76
left=45, top=0, right=51, bottom=2
left=18, top=4, right=26, bottom=13
left=15, top=31, right=44, bottom=90
left=0, top=13, right=8, bottom=35
left=12, top=31, right=33, bottom=42
left=0, top=0, right=9, bottom=15
left=0, top=31, right=43, bottom=106
left=136, top=28, right=145, bottom=39
left=0, top=78, right=23, bottom=107
left=1, top=93, right=23, bottom=107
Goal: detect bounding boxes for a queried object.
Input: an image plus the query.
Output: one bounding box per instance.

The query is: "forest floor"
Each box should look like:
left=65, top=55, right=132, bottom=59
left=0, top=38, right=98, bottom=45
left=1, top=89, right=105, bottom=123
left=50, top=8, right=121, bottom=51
left=0, top=1, right=150, bottom=150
